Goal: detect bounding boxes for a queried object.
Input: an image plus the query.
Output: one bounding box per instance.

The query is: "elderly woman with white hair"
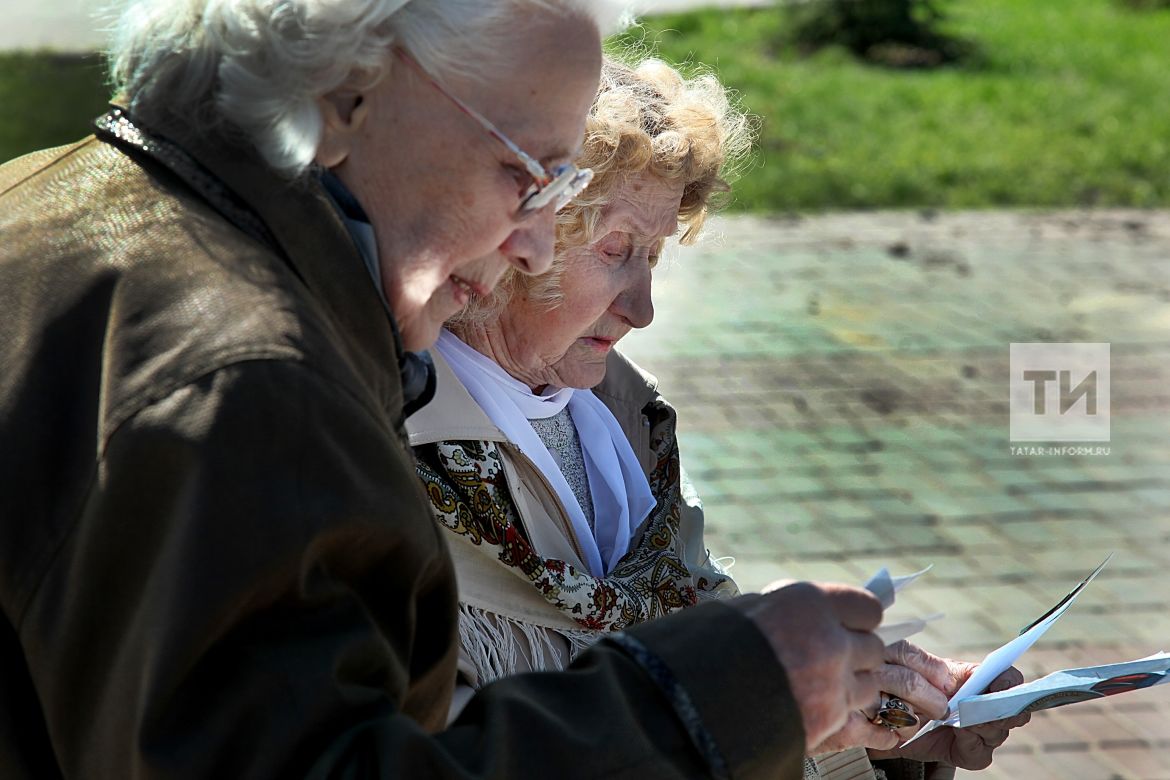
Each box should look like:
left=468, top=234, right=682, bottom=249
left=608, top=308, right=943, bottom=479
left=410, top=55, right=1031, bottom=780
left=0, top=0, right=904, bottom=777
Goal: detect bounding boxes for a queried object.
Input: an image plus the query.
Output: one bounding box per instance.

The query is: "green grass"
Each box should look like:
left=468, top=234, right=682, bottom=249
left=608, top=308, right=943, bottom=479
left=3, top=0, right=1168, bottom=211
left=612, top=0, right=1170, bottom=210
left=0, top=52, right=111, bottom=163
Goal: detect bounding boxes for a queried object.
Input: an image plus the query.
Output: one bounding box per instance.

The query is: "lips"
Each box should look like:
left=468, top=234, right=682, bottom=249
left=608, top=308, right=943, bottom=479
left=586, top=330, right=626, bottom=344
left=581, top=335, right=620, bottom=351
left=449, top=274, right=491, bottom=299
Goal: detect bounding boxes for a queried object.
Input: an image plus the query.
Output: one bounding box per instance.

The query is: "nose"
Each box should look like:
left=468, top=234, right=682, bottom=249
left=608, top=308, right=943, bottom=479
left=613, top=263, right=654, bottom=330
left=498, top=207, right=556, bottom=276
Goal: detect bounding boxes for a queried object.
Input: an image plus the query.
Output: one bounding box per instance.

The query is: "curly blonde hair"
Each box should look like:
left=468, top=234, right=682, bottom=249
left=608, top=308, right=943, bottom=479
left=450, top=53, right=753, bottom=327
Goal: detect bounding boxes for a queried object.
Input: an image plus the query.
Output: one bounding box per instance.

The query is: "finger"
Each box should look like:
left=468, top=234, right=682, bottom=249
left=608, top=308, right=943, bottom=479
left=1004, top=712, right=1031, bottom=729
left=761, top=578, right=795, bottom=594
left=848, top=669, right=882, bottom=713
left=987, top=666, right=1025, bottom=692
left=819, top=582, right=884, bottom=631
left=951, top=727, right=996, bottom=771
left=875, top=663, right=949, bottom=720
left=947, top=660, right=980, bottom=692
left=851, top=629, right=886, bottom=674
left=884, top=641, right=956, bottom=696
left=969, top=724, right=1010, bottom=749
left=833, top=709, right=902, bottom=752
left=915, top=651, right=979, bottom=695
left=862, top=722, right=901, bottom=751
left=986, top=711, right=1031, bottom=730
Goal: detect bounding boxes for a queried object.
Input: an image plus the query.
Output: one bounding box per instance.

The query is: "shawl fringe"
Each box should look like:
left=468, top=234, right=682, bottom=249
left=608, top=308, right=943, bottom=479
left=457, top=603, right=600, bottom=686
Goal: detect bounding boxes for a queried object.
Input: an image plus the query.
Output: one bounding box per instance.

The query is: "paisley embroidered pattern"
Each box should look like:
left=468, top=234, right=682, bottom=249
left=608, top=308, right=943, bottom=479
left=415, top=398, right=733, bottom=634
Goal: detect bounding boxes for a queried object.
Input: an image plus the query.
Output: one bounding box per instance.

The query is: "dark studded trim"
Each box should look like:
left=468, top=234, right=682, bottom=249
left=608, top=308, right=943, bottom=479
left=93, top=108, right=436, bottom=428
left=607, top=632, right=731, bottom=780
left=94, top=109, right=279, bottom=251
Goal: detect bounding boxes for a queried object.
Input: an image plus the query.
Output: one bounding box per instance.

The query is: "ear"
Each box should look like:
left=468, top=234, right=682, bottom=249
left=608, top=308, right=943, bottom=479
left=314, top=90, right=370, bottom=168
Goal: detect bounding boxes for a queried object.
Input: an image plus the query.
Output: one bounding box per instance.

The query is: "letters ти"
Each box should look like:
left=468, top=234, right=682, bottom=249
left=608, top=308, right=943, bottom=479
left=1022, top=370, right=1097, bottom=415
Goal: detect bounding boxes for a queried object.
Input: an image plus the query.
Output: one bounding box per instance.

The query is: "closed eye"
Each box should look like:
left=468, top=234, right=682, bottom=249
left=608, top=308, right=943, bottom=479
left=648, top=239, right=665, bottom=268
left=596, top=231, right=631, bottom=264
left=601, top=248, right=631, bottom=266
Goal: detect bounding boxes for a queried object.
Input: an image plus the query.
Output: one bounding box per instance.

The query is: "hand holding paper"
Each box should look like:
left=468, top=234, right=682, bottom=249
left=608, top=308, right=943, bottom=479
left=868, top=664, right=1031, bottom=769
left=813, top=564, right=1027, bottom=766
left=901, top=555, right=1112, bottom=747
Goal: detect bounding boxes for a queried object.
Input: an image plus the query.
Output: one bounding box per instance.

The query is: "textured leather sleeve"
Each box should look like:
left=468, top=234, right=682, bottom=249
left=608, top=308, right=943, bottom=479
left=19, top=360, right=805, bottom=779
left=616, top=596, right=808, bottom=779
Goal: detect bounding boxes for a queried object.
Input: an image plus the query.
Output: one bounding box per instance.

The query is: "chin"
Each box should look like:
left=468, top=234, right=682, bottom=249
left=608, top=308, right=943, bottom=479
left=403, top=288, right=468, bottom=351
left=573, top=368, right=609, bottom=391
left=400, top=319, right=442, bottom=352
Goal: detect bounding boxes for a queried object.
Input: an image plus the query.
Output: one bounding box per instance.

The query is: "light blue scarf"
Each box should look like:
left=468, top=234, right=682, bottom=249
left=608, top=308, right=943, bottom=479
left=436, top=330, right=655, bottom=576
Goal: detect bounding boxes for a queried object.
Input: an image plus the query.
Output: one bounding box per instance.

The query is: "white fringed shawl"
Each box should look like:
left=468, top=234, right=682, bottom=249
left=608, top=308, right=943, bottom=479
left=456, top=603, right=599, bottom=685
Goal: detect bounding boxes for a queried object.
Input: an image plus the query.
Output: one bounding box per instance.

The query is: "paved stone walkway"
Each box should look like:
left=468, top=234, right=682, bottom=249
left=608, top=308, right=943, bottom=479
left=620, top=209, right=1170, bottom=779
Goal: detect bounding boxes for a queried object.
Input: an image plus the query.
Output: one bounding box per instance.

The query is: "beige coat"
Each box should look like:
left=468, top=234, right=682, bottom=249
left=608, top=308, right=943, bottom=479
left=408, top=348, right=738, bottom=709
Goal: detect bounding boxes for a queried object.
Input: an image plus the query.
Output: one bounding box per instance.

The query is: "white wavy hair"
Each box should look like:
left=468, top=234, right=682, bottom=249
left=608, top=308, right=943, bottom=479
left=108, top=0, right=628, bottom=177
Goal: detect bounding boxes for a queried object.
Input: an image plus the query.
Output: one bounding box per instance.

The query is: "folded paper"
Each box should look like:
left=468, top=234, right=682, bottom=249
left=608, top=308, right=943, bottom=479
left=863, top=565, right=939, bottom=644
left=956, top=652, right=1170, bottom=727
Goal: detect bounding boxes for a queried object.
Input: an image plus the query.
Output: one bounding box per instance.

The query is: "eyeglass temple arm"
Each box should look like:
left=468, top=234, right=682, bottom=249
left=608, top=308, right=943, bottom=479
left=394, top=48, right=550, bottom=185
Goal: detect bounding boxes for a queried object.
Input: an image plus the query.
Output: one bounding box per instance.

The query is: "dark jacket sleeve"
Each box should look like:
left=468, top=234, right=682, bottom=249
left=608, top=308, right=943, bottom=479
left=20, top=360, right=803, bottom=779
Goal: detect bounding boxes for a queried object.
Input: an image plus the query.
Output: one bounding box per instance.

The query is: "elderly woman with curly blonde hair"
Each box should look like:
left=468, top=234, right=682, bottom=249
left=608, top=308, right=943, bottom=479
left=409, top=56, right=746, bottom=695
left=407, top=54, right=1028, bottom=779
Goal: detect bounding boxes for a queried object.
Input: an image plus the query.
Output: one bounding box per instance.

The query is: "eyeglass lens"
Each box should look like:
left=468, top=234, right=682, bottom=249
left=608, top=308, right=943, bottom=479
left=518, top=166, right=594, bottom=218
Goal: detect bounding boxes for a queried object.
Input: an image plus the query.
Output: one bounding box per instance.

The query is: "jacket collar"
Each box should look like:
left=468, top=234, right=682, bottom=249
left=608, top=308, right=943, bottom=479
left=407, top=349, right=508, bottom=446
left=100, top=104, right=406, bottom=417
left=593, top=349, right=660, bottom=411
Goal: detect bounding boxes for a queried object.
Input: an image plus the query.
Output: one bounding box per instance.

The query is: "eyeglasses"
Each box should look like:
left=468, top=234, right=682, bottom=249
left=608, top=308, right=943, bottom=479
left=395, top=48, right=593, bottom=220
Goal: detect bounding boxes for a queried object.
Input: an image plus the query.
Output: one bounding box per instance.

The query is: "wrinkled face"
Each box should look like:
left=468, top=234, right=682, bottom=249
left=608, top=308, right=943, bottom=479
left=328, top=14, right=601, bottom=350
left=493, top=173, right=686, bottom=390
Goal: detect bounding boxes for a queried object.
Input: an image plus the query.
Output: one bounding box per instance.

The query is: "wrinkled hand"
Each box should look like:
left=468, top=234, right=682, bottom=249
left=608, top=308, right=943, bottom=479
left=868, top=657, right=1032, bottom=770
left=733, top=581, right=885, bottom=750
left=811, top=640, right=955, bottom=755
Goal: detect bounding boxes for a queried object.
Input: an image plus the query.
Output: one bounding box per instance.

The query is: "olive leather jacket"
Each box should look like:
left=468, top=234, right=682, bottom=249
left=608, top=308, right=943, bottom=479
left=0, top=107, right=803, bottom=779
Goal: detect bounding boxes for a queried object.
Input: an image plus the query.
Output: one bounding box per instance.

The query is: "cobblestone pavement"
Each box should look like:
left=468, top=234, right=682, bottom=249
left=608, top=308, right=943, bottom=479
left=620, top=210, right=1170, bottom=779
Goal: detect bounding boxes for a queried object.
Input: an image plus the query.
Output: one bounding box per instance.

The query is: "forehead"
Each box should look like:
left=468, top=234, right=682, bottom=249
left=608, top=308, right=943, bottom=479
left=455, top=14, right=601, bottom=165
left=598, top=173, right=687, bottom=240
